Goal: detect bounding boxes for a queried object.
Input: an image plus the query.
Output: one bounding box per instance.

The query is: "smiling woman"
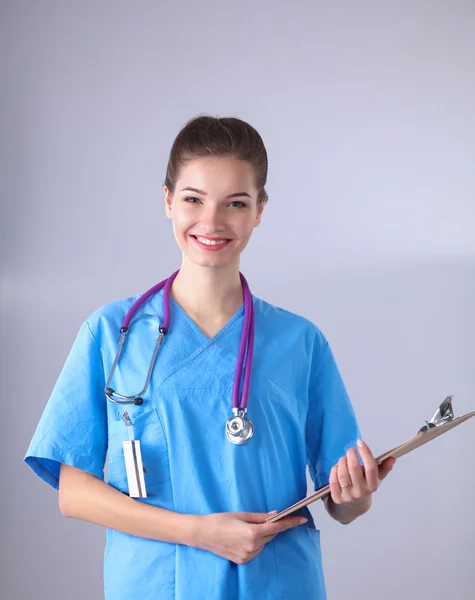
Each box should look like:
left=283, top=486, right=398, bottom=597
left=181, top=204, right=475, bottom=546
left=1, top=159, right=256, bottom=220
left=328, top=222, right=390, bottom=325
left=165, top=155, right=264, bottom=270
left=24, top=114, right=394, bottom=600
left=163, top=116, right=268, bottom=277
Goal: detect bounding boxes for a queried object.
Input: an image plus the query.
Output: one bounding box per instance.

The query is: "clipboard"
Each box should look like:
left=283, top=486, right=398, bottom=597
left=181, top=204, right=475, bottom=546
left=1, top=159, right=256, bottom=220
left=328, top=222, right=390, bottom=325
left=266, top=396, right=475, bottom=523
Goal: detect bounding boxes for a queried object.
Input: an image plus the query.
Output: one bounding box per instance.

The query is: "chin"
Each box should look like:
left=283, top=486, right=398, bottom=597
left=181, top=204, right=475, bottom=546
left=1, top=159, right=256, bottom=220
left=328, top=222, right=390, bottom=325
left=181, top=248, right=239, bottom=271
left=187, top=254, right=235, bottom=270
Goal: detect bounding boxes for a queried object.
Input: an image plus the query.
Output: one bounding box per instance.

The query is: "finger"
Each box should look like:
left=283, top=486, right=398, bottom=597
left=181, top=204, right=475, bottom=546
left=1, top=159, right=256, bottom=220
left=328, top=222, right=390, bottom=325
left=280, top=516, right=308, bottom=534
left=246, top=546, right=265, bottom=563
left=346, top=447, right=367, bottom=494
left=356, top=440, right=379, bottom=492
left=329, top=464, right=342, bottom=504
left=276, top=515, right=308, bottom=532
left=235, top=511, right=277, bottom=524
left=378, top=457, right=396, bottom=481
left=232, top=546, right=264, bottom=565
left=337, top=456, right=352, bottom=494
left=260, top=515, right=307, bottom=536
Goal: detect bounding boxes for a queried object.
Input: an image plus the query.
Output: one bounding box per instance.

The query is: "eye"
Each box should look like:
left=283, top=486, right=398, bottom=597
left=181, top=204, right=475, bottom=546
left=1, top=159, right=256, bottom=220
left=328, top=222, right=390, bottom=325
left=228, top=201, right=247, bottom=208
left=184, top=196, right=201, bottom=204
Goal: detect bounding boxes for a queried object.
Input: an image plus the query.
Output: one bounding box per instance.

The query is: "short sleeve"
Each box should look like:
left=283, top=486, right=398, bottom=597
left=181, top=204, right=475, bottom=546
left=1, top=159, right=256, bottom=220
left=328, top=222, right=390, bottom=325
left=24, top=320, right=107, bottom=490
left=306, top=338, right=362, bottom=491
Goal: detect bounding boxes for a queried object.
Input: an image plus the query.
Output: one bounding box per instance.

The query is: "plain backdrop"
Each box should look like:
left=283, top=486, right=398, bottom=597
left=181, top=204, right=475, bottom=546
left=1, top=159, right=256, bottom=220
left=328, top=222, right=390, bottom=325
left=1, top=1, right=474, bottom=599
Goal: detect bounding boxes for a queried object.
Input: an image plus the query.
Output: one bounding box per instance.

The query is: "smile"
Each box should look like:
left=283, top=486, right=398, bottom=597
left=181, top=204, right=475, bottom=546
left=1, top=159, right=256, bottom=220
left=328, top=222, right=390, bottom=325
left=191, top=235, right=233, bottom=250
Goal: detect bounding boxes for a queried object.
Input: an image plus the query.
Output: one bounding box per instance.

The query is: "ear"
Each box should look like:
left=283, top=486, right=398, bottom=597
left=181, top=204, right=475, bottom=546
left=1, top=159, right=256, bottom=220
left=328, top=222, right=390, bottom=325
left=164, top=186, right=173, bottom=219
left=254, top=197, right=267, bottom=227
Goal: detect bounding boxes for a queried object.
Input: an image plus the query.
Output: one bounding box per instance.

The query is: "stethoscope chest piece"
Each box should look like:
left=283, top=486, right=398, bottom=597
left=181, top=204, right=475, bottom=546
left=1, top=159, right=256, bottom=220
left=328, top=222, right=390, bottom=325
left=226, top=409, right=254, bottom=445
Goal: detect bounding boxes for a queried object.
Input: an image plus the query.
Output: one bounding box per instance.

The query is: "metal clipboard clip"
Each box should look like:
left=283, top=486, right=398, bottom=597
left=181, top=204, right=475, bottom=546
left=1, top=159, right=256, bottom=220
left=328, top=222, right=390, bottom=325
left=418, top=395, right=455, bottom=433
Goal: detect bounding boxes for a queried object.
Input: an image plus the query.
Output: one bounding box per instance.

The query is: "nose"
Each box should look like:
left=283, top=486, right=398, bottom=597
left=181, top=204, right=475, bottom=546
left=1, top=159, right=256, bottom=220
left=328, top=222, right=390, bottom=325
left=200, top=203, right=225, bottom=232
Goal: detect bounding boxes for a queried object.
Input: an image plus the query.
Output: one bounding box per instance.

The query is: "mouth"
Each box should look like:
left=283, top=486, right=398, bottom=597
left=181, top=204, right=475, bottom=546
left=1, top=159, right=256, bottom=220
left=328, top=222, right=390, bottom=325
left=190, top=235, right=233, bottom=251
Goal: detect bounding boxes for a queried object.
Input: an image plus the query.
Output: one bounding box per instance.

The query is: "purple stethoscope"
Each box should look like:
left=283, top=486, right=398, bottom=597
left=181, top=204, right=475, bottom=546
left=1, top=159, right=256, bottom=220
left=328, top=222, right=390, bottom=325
left=105, top=270, right=255, bottom=445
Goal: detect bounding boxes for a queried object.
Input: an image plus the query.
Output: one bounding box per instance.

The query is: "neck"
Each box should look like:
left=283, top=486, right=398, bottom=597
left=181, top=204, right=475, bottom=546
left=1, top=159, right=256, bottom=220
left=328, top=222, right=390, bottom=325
left=170, top=258, right=244, bottom=319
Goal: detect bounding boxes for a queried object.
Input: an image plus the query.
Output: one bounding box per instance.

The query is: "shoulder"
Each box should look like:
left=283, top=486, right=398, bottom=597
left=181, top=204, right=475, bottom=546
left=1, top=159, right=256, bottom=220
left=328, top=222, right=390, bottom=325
left=84, top=288, right=158, bottom=339
left=253, top=295, right=328, bottom=353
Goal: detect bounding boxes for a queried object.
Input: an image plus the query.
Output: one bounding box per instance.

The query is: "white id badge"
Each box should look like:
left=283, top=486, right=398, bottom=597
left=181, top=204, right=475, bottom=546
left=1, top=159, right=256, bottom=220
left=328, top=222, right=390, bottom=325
left=122, top=440, right=147, bottom=498
left=120, top=411, right=147, bottom=498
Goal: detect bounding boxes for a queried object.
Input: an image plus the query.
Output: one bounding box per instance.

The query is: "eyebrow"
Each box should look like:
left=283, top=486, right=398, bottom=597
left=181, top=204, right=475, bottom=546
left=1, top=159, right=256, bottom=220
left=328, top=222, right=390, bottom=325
left=180, top=187, right=252, bottom=199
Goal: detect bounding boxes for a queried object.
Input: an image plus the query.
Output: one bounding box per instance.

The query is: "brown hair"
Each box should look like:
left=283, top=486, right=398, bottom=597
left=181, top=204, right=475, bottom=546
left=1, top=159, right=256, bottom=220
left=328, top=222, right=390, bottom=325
left=164, top=115, right=268, bottom=204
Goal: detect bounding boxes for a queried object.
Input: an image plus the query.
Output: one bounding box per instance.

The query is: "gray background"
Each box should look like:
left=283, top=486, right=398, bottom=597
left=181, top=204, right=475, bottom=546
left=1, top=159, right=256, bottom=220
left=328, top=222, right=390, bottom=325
left=1, top=1, right=474, bottom=598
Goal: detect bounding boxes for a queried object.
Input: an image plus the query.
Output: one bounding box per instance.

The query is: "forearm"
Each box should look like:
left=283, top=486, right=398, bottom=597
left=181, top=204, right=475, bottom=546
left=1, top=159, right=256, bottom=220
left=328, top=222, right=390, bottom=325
left=323, top=494, right=372, bottom=525
left=59, top=464, right=200, bottom=546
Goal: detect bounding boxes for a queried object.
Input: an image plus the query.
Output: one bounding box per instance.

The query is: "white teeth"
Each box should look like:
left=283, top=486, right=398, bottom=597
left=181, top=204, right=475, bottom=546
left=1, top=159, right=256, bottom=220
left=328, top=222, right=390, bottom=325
left=195, top=236, right=228, bottom=246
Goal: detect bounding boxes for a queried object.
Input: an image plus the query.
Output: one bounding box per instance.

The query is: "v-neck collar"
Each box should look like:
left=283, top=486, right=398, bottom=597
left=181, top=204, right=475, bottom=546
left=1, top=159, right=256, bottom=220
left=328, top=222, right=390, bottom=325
left=169, top=295, right=245, bottom=344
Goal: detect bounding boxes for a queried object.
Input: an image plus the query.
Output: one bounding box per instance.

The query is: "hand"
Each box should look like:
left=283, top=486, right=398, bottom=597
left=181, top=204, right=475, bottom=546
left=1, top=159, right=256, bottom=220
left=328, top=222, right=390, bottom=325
left=196, top=510, right=308, bottom=564
left=329, top=439, right=396, bottom=507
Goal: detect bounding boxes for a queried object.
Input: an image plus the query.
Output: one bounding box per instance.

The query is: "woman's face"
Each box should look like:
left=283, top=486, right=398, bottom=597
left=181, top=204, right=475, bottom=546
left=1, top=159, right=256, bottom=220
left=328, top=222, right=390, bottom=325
left=164, top=156, right=265, bottom=270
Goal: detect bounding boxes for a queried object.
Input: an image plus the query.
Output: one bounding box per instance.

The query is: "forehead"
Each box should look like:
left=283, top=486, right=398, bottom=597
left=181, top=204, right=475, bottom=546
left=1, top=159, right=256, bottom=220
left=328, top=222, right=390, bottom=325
left=175, top=156, right=257, bottom=195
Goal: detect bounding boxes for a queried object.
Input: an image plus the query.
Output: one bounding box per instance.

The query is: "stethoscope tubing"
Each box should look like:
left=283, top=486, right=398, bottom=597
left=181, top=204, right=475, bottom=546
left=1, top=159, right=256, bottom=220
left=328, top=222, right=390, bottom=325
left=104, top=271, right=255, bottom=411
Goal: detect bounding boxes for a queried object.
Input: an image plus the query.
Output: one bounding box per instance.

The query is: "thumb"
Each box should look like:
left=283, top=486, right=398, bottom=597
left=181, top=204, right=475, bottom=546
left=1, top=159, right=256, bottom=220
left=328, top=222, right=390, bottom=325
left=234, top=510, right=278, bottom=524
left=378, top=457, right=396, bottom=481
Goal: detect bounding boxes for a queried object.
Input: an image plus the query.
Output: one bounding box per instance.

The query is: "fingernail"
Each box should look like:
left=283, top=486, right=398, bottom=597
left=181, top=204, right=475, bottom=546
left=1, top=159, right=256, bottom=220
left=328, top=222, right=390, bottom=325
left=268, top=510, right=278, bottom=514
left=357, top=439, right=364, bottom=448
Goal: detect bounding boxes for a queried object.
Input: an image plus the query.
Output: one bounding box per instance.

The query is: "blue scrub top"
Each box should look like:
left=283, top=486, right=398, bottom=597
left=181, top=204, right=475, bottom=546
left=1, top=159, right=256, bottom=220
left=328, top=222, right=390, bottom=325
left=25, top=287, right=361, bottom=600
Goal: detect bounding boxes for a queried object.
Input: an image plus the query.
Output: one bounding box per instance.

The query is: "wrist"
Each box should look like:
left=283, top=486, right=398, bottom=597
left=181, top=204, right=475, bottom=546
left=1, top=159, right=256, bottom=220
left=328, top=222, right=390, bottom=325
left=349, top=493, right=372, bottom=510
left=184, top=514, right=206, bottom=548
left=325, top=493, right=372, bottom=524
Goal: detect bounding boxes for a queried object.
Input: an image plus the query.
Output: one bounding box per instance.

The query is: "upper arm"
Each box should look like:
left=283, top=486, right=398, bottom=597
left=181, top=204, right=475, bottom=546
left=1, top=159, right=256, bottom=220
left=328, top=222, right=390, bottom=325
left=58, top=463, right=95, bottom=515
left=24, top=320, right=108, bottom=490
left=305, top=336, right=361, bottom=491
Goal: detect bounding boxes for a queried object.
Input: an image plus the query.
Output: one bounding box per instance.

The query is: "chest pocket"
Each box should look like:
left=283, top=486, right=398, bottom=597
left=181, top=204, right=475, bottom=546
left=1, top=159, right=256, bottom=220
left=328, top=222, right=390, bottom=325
left=107, top=408, right=171, bottom=492
left=266, top=377, right=302, bottom=422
